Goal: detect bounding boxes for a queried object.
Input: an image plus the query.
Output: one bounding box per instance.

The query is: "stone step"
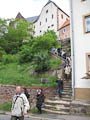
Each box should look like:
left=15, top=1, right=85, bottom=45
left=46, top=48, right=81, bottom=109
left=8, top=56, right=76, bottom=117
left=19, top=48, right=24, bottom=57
left=61, top=97, right=72, bottom=102
left=63, top=88, right=72, bottom=90
left=45, top=99, right=71, bottom=105
left=44, top=104, right=70, bottom=112
left=50, top=96, right=72, bottom=101
left=42, top=108, right=70, bottom=115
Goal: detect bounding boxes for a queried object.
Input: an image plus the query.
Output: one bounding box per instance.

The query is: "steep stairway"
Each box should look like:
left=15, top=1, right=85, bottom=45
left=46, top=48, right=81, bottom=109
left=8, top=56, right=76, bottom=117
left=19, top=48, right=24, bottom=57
left=43, top=78, right=72, bottom=114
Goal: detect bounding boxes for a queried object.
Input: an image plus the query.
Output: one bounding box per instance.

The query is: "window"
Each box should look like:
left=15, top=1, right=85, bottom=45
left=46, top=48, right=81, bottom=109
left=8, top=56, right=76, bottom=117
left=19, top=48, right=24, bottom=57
left=46, top=10, right=48, bottom=13
left=61, top=14, right=63, bottom=19
left=83, top=14, right=90, bottom=33
left=52, top=14, right=54, bottom=19
left=46, top=18, right=47, bottom=22
left=81, top=0, right=86, bottom=2
left=66, top=18, right=68, bottom=21
left=48, top=26, right=50, bottom=28
left=40, top=22, right=41, bottom=26
left=63, top=28, right=66, bottom=33
left=40, top=30, right=42, bottom=33
left=51, top=24, right=54, bottom=27
left=86, top=53, right=90, bottom=73
left=65, top=35, right=68, bottom=39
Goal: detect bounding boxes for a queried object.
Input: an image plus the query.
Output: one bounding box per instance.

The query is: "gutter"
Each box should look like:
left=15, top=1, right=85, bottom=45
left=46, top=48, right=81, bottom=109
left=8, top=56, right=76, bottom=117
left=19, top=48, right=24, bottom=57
left=70, top=0, right=75, bottom=100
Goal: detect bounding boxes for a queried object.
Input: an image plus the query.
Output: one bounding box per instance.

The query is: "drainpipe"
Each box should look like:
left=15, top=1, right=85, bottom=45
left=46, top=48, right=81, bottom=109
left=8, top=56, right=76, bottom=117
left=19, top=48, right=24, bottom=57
left=70, top=0, right=75, bottom=100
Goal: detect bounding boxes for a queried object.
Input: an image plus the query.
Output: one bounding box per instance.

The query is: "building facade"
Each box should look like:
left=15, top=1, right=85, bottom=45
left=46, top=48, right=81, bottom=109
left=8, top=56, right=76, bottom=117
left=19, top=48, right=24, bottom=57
left=26, top=0, right=69, bottom=38
left=71, top=0, right=90, bottom=101
left=58, top=20, right=70, bottom=40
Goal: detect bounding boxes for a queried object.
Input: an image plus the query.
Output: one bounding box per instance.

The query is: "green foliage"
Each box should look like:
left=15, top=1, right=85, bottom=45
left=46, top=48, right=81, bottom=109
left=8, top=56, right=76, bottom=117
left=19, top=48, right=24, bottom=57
left=50, top=58, right=61, bottom=69
left=1, top=54, right=18, bottom=64
left=31, top=108, right=38, bottom=113
left=0, top=19, right=34, bottom=54
left=0, top=102, right=12, bottom=111
left=0, top=19, right=7, bottom=36
left=34, top=51, right=51, bottom=73
left=19, top=45, right=33, bottom=63
left=32, top=30, right=59, bottom=53
left=67, top=47, right=71, bottom=52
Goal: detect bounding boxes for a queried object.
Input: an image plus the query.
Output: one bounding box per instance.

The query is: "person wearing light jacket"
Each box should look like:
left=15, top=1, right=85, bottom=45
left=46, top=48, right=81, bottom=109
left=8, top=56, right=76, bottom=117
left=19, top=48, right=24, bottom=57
left=11, top=86, right=30, bottom=120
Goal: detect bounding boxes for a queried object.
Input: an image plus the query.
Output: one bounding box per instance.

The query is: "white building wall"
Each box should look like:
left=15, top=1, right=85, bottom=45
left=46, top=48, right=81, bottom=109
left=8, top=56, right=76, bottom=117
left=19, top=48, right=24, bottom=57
left=58, top=9, right=69, bottom=29
left=72, top=0, right=90, bottom=88
left=34, top=2, right=69, bottom=38
left=34, top=2, right=57, bottom=37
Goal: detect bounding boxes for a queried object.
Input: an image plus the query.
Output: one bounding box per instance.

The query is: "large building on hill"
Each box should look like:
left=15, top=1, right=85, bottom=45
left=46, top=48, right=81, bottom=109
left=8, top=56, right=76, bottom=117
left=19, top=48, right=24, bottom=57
left=16, top=0, right=70, bottom=39
left=71, top=0, right=90, bottom=102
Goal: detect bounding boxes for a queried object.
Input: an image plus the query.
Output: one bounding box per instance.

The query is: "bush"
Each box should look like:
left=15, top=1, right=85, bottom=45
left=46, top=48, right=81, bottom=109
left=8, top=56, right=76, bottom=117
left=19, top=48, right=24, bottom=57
left=19, top=45, right=33, bottom=63
left=34, top=51, right=51, bottom=73
left=1, top=54, right=18, bottom=64
left=0, top=102, right=12, bottom=111
left=50, top=58, right=61, bottom=69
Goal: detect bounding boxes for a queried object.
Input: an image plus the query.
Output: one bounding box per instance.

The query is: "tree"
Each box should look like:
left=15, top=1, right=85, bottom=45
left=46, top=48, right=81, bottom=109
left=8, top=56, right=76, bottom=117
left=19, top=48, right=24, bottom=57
left=34, top=51, right=51, bottom=73
left=0, top=19, right=34, bottom=54
left=32, top=30, right=59, bottom=53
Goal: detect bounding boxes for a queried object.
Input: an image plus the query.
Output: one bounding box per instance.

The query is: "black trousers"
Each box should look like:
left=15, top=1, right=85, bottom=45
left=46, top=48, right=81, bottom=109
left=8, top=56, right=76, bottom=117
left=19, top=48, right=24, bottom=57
left=36, top=104, right=42, bottom=114
left=11, top=116, right=24, bottom=120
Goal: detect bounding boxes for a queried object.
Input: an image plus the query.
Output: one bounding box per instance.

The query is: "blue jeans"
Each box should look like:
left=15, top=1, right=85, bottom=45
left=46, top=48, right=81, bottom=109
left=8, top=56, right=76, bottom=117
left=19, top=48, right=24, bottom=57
left=58, top=88, right=63, bottom=98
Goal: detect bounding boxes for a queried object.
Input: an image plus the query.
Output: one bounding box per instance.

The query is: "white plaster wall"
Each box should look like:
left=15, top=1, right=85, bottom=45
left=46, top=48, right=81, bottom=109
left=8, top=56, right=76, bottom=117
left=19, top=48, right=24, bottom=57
left=34, top=2, right=57, bottom=37
left=72, top=0, right=90, bottom=88
left=58, top=9, right=69, bottom=29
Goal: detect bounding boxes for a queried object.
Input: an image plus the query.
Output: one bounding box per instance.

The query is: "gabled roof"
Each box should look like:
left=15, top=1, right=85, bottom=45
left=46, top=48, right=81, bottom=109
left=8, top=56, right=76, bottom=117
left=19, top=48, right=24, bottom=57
left=44, top=0, right=69, bottom=17
left=58, top=20, right=70, bottom=30
left=34, top=0, right=69, bottom=23
left=16, top=12, right=25, bottom=20
left=26, top=16, right=39, bottom=23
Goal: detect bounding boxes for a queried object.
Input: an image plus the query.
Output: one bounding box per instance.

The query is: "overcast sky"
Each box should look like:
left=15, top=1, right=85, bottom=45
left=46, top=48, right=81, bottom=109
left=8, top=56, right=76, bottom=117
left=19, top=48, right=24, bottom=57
left=0, top=0, right=70, bottom=19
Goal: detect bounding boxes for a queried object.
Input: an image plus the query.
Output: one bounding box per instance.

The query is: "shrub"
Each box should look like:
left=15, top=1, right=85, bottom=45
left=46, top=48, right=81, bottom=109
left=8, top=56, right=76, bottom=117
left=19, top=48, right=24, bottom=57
left=34, top=51, right=51, bottom=73
left=50, top=58, right=61, bottom=69
left=1, top=54, right=18, bottom=64
left=19, top=45, right=33, bottom=63
left=0, top=102, right=12, bottom=111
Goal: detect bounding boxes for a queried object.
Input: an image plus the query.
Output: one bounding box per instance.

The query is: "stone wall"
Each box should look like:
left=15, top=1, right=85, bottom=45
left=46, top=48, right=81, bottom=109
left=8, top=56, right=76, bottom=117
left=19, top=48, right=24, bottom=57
left=0, top=84, right=56, bottom=109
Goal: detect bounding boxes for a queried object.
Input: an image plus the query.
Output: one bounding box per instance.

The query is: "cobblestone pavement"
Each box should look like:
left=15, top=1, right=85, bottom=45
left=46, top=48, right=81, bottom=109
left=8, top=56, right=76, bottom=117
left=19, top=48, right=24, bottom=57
left=0, top=114, right=90, bottom=120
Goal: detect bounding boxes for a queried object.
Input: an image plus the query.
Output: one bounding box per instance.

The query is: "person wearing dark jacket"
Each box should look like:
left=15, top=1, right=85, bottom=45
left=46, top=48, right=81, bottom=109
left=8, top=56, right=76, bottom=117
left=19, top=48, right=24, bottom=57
left=23, top=88, right=30, bottom=100
left=56, top=77, right=63, bottom=98
left=36, top=89, right=45, bottom=114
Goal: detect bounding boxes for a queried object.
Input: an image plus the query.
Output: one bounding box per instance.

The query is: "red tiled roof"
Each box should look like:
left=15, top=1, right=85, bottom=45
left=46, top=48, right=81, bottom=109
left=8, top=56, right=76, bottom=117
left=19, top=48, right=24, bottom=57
left=60, top=20, right=70, bottom=29
left=16, top=12, right=25, bottom=20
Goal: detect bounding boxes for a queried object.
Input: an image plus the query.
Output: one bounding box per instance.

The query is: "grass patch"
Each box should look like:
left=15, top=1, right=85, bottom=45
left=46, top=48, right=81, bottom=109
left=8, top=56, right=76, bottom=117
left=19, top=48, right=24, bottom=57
left=30, top=108, right=38, bottom=114
left=0, top=102, right=12, bottom=111
left=0, top=63, right=58, bottom=87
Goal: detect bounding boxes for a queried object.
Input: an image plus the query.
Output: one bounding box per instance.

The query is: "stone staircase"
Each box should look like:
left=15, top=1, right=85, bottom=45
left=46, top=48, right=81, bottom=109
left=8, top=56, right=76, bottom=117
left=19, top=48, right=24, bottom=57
left=43, top=78, right=72, bottom=114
